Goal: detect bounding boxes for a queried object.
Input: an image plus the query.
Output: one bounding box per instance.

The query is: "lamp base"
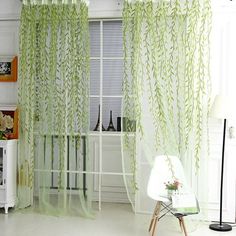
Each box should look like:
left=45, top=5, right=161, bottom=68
left=209, top=223, right=232, bottom=231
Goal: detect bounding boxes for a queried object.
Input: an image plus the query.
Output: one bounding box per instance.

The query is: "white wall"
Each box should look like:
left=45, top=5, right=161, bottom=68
left=89, top=0, right=122, bottom=18
left=0, top=0, right=21, bottom=105
left=207, top=1, right=236, bottom=222
left=0, top=0, right=21, bottom=20
left=0, top=0, right=122, bottom=19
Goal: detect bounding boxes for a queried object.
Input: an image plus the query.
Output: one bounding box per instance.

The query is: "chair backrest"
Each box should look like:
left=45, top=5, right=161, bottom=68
left=147, top=155, right=188, bottom=202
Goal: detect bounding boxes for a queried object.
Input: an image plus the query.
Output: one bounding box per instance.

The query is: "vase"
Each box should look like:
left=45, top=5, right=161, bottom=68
left=93, top=105, right=105, bottom=131
left=167, top=189, right=177, bottom=198
left=107, top=110, right=116, bottom=131
left=117, top=117, right=126, bottom=131
left=117, top=117, right=121, bottom=131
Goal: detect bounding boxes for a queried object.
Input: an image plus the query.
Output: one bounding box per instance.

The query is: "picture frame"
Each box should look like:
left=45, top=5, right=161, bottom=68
left=0, top=105, right=18, bottom=140
left=0, top=56, right=18, bottom=82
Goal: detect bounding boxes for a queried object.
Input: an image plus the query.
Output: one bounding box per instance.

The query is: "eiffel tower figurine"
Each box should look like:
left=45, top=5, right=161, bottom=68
left=93, top=105, right=105, bottom=131
left=107, top=110, right=116, bottom=131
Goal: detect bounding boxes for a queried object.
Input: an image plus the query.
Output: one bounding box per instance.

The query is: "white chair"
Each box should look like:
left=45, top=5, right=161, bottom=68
left=147, top=155, right=199, bottom=236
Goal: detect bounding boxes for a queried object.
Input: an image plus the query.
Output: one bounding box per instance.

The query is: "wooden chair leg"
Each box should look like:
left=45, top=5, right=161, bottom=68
left=149, top=202, right=159, bottom=232
left=179, top=217, right=188, bottom=236
left=151, top=216, right=158, bottom=236
left=149, top=201, right=161, bottom=236
left=149, top=218, right=154, bottom=233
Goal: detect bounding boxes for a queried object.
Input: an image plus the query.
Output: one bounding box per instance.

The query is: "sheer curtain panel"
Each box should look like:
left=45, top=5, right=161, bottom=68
left=18, top=0, right=93, bottom=217
left=122, top=0, right=212, bottom=218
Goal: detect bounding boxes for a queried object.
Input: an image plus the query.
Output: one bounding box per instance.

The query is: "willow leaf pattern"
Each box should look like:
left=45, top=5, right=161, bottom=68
left=18, top=1, right=90, bottom=216
left=122, top=0, right=212, bottom=193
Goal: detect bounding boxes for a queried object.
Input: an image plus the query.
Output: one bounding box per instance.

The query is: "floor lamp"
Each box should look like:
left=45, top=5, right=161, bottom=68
left=209, top=95, right=232, bottom=232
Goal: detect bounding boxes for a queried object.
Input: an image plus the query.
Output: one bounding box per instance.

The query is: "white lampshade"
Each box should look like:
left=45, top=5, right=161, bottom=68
left=210, top=95, right=231, bottom=119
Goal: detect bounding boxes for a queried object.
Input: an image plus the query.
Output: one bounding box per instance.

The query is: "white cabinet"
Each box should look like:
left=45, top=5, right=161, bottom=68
left=0, top=139, right=17, bottom=214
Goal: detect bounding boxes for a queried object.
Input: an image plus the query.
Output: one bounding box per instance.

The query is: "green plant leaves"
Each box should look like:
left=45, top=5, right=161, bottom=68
left=18, top=2, right=90, bottom=212
left=123, top=0, right=212, bottom=183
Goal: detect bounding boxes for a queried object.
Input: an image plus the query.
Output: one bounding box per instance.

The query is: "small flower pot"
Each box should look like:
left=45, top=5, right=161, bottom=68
left=167, top=189, right=177, bottom=198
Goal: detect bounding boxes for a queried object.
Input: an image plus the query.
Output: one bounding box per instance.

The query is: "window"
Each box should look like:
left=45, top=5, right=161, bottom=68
left=89, top=20, right=130, bottom=205
left=89, top=20, right=123, bottom=131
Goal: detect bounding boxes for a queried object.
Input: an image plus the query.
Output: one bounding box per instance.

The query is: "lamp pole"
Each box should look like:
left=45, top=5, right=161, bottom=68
left=209, top=119, right=232, bottom=231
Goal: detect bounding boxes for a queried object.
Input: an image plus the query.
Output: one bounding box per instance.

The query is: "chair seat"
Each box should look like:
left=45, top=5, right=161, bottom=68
left=171, top=192, right=199, bottom=215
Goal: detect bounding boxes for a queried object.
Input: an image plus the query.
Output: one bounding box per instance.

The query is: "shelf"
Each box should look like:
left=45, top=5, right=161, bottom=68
left=33, top=132, right=135, bottom=137
left=89, top=131, right=122, bottom=136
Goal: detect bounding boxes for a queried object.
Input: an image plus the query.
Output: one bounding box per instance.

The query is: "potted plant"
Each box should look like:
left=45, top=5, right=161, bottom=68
left=164, top=179, right=181, bottom=197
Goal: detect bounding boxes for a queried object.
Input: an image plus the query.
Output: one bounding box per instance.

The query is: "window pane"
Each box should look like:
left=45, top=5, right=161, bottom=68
left=103, top=21, right=123, bottom=57
left=89, top=21, right=123, bottom=131
left=89, top=21, right=100, bottom=57
left=102, top=98, right=122, bottom=131
left=103, top=59, right=123, bottom=96
left=90, top=59, right=100, bottom=95
left=90, top=97, right=100, bottom=131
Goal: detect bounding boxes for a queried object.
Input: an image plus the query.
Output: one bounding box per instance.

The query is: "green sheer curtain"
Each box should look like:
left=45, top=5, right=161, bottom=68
left=18, top=0, right=93, bottom=217
left=122, top=0, right=211, bottom=215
